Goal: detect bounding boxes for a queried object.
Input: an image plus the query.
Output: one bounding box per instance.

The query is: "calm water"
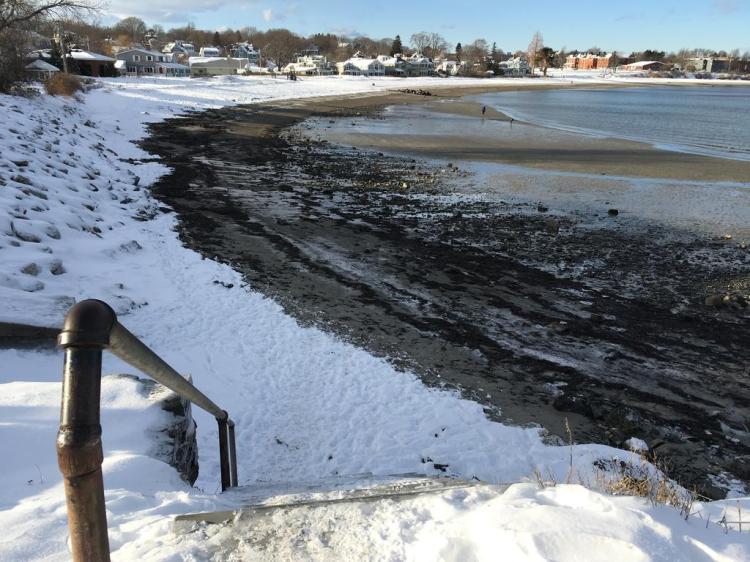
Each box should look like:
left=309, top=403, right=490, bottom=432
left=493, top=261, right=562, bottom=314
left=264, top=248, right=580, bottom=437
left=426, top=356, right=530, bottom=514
left=475, top=86, right=750, bottom=161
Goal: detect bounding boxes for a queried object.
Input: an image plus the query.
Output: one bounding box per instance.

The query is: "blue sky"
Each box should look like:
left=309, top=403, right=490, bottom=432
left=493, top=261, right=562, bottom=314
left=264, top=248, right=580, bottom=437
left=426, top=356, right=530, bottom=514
left=104, top=0, right=750, bottom=53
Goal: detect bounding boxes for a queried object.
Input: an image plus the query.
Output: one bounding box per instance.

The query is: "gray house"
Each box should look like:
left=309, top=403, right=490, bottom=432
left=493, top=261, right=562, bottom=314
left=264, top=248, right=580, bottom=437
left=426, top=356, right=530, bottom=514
left=116, top=48, right=189, bottom=77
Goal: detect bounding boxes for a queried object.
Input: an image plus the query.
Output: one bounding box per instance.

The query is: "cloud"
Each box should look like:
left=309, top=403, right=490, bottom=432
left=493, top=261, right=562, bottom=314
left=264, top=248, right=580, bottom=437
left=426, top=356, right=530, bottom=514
left=262, top=8, right=274, bottom=21
left=103, top=0, right=258, bottom=23
left=714, top=0, right=740, bottom=13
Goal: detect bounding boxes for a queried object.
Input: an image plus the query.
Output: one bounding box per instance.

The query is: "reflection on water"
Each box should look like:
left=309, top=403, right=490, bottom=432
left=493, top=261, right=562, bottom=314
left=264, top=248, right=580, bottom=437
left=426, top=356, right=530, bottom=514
left=473, top=86, right=750, bottom=161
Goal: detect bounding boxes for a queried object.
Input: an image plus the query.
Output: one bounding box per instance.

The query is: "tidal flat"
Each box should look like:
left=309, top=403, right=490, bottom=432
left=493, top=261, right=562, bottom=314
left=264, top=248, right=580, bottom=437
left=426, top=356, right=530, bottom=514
left=142, top=87, right=750, bottom=498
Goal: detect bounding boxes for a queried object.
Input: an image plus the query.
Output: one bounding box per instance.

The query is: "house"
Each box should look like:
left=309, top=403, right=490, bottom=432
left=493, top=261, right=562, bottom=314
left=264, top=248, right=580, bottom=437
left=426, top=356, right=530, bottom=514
left=336, top=53, right=385, bottom=76
left=116, top=49, right=190, bottom=76
left=688, top=57, right=729, bottom=73
left=25, top=59, right=60, bottom=80
left=619, top=60, right=667, bottom=72
left=406, top=53, right=435, bottom=76
left=377, top=55, right=406, bottom=76
left=188, top=57, right=247, bottom=76
left=162, top=40, right=196, bottom=64
left=199, top=47, right=221, bottom=57
left=232, top=42, right=261, bottom=65
left=67, top=49, right=116, bottom=77
left=564, top=53, right=611, bottom=70
left=436, top=59, right=468, bottom=76
left=283, top=54, right=334, bottom=75
left=499, top=57, right=531, bottom=76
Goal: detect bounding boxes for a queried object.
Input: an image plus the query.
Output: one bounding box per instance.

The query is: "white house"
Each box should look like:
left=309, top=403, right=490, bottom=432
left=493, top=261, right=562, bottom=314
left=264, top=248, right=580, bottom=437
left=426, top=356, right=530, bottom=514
left=499, top=57, right=531, bottom=76
left=199, top=47, right=221, bottom=57
left=283, top=54, right=334, bottom=75
left=336, top=53, right=385, bottom=76
left=436, top=59, right=467, bottom=76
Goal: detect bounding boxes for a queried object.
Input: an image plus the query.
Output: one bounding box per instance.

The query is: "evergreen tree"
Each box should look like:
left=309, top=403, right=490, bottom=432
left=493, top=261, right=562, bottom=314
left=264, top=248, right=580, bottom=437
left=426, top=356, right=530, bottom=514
left=455, top=42, right=462, bottom=62
left=390, top=34, right=403, bottom=56
left=213, top=31, right=221, bottom=47
left=491, top=42, right=498, bottom=61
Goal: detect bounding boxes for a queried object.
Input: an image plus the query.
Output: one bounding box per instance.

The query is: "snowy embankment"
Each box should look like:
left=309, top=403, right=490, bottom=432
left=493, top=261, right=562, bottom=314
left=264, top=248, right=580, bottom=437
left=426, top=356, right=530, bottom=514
left=0, top=75, right=748, bottom=560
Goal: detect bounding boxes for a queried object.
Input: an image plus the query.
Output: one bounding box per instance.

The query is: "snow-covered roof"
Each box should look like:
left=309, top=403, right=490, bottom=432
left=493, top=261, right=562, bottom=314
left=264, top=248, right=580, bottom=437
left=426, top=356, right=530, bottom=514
left=68, top=49, right=115, bottom=62
left=25, top=59, right=59, bottom=72
left=158, top=62, right=189, bottom=69
left=188, top=57, right=245, bottom=66
left=626, top=60, right=663, bottom=68
left=114, top=60, right=126, bottom=69
left=344, top=57, right=383, bottom=71
left=116, top=48, right=165, bottom=58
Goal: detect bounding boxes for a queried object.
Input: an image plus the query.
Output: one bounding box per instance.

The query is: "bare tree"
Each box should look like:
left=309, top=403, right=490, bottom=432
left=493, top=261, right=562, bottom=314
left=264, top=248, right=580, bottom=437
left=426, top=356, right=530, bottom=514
left=425, top=32, right=447, bottom=59
left=410, top=31, right=429, bottom=54
left=0, top=0, right=98, bottom=34
left=527, top=31, right=543, bottom=75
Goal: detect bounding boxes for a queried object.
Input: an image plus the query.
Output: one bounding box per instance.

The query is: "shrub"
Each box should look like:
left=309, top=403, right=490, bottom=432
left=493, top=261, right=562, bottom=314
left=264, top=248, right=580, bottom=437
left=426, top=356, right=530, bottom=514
left=45, top=73, right=83, bottom=96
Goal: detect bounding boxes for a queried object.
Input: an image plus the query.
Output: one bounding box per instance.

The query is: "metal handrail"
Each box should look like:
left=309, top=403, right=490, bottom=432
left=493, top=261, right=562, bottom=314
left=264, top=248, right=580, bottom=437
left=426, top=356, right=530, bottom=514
left=56, top=299, right=239, bottom=562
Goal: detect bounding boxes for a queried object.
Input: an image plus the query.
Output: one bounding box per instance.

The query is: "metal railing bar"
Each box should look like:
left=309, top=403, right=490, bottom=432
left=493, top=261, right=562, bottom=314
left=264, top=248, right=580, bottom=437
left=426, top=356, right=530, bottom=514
left=108, top=322, right=226, bottom=420
left=228, top=420, right=239, bottom=487
left=56, top=299, right=240, bottom=561
left=217, top=416, right=231, bottom=491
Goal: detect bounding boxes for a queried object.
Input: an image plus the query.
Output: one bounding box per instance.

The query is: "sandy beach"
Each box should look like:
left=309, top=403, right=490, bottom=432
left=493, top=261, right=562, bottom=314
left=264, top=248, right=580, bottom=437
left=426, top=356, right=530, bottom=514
left=312, top=96, right=750, bottom=182
left=143, top=83, right=750, bottom=498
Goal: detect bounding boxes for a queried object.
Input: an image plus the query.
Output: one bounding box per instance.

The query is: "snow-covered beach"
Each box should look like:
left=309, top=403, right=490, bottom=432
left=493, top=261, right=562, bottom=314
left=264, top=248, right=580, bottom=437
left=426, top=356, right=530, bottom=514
left=1, top=74, right=750, bottom=560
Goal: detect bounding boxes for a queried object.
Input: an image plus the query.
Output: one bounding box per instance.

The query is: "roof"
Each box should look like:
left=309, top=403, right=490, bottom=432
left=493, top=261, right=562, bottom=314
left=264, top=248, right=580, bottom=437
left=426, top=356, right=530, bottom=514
left=25, top=59, right=59, bottom=72
left=68, top=50, right=115, bottom=62
left=114, top=60, right=126, bottom=69
left=345, top=58, right=382, bottom=71
left=626, top=60, right=663, bottom=68
left=158, top=62, right=189, bottom=69
left=116, top=48, right=165, bottom=58
left=188, top=57, right=245, bottom=66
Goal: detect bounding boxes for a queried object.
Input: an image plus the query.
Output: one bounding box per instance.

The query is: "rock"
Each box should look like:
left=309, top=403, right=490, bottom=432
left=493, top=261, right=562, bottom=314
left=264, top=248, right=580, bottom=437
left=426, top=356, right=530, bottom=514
left=607, top=208, right=619, bottom=217
left=11, top=221, right=41, bottom=243
left=11, top=174, right=32, bottom=185
left=544, top=218, right=560, bottom=235
left=133, top=175, right=141, bottom=186
left=45, top=225, right=61, bottom=240
left=704, top=294, right=723, bottom=308
left=49, top=259, right=65, bottom=275
left=21, top=263, right=40, bottom=276
left=537, top=205, right=548, bottom=213
left=12, top=160, right=29, bottom=167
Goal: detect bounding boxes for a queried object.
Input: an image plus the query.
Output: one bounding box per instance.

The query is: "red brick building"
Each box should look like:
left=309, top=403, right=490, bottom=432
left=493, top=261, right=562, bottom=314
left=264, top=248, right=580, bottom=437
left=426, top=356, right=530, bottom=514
left=564, top=53, right=612, bottom=70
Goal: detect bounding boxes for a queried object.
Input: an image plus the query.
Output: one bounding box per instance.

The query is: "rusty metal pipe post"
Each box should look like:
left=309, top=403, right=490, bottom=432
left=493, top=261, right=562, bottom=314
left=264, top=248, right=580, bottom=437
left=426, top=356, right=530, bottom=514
left=57, top=300, right=117, bottom=562
left=228, top=420, right=238, bottom=487
left=217, top=413, right=231, bottom=491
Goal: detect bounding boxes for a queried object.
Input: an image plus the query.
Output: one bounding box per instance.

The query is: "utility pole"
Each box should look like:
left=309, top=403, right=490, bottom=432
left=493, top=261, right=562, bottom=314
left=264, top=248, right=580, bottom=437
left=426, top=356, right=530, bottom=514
left=57, top=26, right=69, bottom=73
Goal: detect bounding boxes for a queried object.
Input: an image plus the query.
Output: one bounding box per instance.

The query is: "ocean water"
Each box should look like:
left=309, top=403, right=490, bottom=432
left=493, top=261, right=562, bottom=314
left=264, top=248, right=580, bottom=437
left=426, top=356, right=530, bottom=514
left=474, top=86, right=750, bottom=161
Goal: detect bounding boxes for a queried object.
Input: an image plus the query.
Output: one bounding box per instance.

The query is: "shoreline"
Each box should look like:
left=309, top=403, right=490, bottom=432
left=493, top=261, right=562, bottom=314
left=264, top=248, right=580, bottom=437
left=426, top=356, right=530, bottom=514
left=143, top=84, right=750, bottom=498
left=304, top=92, right=750, bottom=183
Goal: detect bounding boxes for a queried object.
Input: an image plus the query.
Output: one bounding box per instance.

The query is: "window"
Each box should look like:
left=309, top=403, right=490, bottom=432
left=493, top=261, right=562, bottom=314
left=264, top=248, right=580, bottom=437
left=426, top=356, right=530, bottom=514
left=145, top=67, right=153, bottom=73
left=134, top=55, right=141, bottom=62
left=147, top=55, right=153, bottom=61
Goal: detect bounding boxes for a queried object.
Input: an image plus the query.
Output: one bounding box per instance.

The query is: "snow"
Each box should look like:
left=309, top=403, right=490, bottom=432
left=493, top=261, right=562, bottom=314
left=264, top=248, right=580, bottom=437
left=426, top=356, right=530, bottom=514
left=1, top=74, right=749, bottom=560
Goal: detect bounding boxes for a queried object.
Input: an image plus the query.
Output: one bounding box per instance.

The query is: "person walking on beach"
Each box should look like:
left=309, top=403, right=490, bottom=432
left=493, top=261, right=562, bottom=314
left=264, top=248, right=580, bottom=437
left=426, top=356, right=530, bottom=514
left=481, top=105, right=486, bottom=116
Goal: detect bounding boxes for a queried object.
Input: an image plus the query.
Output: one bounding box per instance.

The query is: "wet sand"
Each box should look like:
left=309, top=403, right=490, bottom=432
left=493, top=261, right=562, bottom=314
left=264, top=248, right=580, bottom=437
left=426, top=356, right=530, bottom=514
left=315, top=98, right=750, bottom=182
left=142, top=85, right=750, bottom=498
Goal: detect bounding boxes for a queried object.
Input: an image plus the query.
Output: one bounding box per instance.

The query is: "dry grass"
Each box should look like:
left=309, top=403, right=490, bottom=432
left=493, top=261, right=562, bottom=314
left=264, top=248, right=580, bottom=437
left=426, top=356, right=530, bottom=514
left=44, top=73, right=82, bottom=96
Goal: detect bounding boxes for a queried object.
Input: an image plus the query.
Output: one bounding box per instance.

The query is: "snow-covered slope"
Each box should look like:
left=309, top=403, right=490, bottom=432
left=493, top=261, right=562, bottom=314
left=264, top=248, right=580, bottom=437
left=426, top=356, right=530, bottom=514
left=1, top=75, right=749, bottom=560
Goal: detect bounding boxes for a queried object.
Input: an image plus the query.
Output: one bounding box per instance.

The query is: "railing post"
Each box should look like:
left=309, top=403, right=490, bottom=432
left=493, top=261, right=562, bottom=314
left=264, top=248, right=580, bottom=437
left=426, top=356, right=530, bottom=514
left=217, top=413, right=231, bottom=492
left=228, top=420, right=239, bottom=487
left=57, top=300, right=117, bottom=562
